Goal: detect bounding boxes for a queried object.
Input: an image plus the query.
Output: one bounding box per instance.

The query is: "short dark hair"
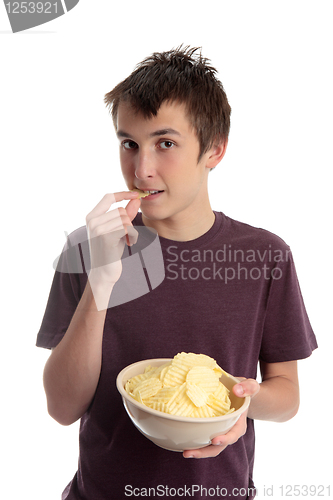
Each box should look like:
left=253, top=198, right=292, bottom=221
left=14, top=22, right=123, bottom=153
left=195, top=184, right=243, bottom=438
left=104, top=46, right=231, bottom=160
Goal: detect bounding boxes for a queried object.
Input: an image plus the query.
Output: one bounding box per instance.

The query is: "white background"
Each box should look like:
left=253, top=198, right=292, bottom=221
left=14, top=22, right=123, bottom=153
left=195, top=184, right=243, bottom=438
left=1, top=1, right=332, bottom=499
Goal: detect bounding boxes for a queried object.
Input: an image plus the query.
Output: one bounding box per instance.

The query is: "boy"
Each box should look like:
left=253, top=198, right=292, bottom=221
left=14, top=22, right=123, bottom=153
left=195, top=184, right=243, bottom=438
left=37, top=47, right=317, bottom=499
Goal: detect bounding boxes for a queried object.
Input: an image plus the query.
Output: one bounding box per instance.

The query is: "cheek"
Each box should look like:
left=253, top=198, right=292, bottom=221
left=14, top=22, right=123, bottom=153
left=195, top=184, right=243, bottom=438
left=120, top=155, right=132, bottom=178
left=163, top=151, right=193, bottom=176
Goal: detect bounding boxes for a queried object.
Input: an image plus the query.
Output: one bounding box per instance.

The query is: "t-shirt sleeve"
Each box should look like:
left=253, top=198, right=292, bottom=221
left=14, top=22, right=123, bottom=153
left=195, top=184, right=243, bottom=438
left=259, top=251, right=317, bottom=363
left=36, top=228, right=88, bottom=349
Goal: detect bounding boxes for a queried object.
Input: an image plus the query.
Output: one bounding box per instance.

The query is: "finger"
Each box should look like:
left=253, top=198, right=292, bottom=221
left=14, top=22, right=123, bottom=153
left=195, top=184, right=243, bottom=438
left=90, top=219, right=129, bottom=239
left=211, top=413, right=248, bottom=448
left=233, top=379, right=260, bottom=398
left=183, top=413, right=248, bottom=459
left=125, top=225, right=139, bottom=246
left=183, top=442, right=228, bottom=459
left=125, top=198, right=142, bottom=222
left=87, top=208, right=131, bottom=234
left=87, top=192, right=139, bottom=221
left=124, top=199, right=141, bottom=246
left=113, top=191, right=139, bottom=202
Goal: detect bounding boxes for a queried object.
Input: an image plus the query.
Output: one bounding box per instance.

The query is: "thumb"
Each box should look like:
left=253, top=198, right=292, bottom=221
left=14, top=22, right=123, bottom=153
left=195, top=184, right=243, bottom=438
left=124, top=198, right=141, bottom=247
left=125, top=198, right=141, bottom=221
left=233, top=379, right=260, bottom=398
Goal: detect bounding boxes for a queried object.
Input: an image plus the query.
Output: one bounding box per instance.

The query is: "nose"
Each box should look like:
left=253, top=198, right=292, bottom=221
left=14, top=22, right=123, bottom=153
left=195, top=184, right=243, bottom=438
left=134, top=150, right=155, bottom=180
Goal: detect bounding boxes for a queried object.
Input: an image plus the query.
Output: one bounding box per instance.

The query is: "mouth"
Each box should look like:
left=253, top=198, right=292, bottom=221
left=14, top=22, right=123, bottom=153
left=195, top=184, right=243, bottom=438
left=142, top=190, right=164, bottom=200
left=133, top=189, right=164, bottom=199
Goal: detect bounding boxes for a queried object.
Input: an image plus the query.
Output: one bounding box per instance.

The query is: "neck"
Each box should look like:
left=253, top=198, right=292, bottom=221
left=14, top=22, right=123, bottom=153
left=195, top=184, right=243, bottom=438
left=141, top=201, right=215, bottom=242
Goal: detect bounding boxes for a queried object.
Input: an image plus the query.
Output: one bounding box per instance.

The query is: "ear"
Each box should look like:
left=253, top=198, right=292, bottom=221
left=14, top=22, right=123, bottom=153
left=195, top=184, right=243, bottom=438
left=206, top=139, right=228, bottom=170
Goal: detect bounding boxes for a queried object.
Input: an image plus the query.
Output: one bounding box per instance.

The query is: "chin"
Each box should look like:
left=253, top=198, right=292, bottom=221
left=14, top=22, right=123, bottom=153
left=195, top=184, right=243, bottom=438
left=140, top=207, right=169, bottom=222
left=140, top=210, right=162, bottom=221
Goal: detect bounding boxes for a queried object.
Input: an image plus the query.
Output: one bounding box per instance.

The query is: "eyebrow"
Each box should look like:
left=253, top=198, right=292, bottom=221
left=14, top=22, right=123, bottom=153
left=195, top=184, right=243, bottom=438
left=116, top=128, right=181, bottom=139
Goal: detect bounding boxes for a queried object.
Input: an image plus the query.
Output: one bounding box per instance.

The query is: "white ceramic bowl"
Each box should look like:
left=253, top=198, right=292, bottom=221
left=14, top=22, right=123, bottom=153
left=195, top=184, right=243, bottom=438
left=116, top=358, right=251, bottom=452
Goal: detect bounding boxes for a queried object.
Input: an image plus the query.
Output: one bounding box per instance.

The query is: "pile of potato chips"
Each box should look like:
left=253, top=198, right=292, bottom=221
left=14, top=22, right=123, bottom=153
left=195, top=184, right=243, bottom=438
left=125, top=352, right=235, bottom=418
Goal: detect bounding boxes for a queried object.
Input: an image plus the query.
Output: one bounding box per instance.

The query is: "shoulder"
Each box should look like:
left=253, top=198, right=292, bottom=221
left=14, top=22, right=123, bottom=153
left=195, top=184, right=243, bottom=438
left=66, top=226, right=88, bottom=246
left=55, top=226, right=89, bottom=274
left=218, top=212, right=290, bottom=252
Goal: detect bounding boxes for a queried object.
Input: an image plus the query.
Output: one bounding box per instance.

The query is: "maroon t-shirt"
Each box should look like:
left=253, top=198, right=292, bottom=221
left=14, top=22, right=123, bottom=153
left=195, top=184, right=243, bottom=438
left=36, top=212, right=317, bottom=499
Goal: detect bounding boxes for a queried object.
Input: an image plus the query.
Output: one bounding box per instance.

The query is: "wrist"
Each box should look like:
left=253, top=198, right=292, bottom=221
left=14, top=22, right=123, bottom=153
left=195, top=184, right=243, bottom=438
left=86, top=273, right=115, bottom=311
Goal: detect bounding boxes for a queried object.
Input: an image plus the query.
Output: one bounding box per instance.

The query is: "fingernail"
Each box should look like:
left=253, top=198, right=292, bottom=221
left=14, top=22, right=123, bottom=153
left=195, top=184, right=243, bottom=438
left=213, top=441, right=222, bottom=446
left=234, top=384, right=244, bottom=396
left=185, top=455, right=194, bottom=458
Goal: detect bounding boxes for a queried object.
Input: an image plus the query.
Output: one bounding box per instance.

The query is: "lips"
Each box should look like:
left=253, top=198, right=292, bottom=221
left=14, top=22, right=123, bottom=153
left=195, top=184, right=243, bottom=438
left=133, top=187, right=165, bottom=198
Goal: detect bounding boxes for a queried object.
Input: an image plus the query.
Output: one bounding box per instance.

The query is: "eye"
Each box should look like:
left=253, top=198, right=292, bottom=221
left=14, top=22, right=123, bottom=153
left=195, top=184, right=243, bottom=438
left=159, top=140, right=175, bottom=149
left=122, top=140, right=138, bottom=150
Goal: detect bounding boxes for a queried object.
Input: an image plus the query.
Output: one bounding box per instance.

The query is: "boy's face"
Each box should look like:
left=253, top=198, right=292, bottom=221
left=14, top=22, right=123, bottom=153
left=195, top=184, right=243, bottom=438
left=116, top=100, right=220, bottom=227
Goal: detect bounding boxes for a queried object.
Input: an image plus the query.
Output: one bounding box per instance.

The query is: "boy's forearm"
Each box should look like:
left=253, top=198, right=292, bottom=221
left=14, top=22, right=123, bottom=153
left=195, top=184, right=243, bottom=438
left=247, top=375, right=300, bottom=422
left=43, top=192, right=139, bottom=426
left=43, top=281, right=111, bottom=426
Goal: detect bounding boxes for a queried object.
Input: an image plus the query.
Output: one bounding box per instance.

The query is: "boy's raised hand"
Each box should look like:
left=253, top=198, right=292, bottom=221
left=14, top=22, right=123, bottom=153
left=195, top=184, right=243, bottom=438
left=85, top=191, right=141, bottom=308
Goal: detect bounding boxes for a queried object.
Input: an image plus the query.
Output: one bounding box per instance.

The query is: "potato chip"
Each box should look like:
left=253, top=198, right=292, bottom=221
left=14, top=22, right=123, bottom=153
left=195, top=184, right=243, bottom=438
left=165, top=382, right=187, bottom=408
left=207, top=394, right=231, bottom=414
left=173, top=352, right=215, bottom=367
left=133, top=377, right=162, bottom=400
left=186, top=382, right=208, bottom=407
left=186, top=366, right=220, bottom=393
left=223, top=408, right=235, bottom=415
left=169, top=398, right=196, bottom=417
left=131, top=188, right=150, bottom=198
left=124, top=352, right=234, bottom=418
left=132, top=390, right=144, bottom=405
left=166, top=383, right=196, bottom=417
left=147, top=386, right=177, bottom=403
left=190, top=404, right=215, bottom=418
left=213, top=381, right=230, bottom=401
left=146, top=401, right=169, bottom=413
left=153, top=362, right=171, bottom=378
left=162, top=364, right=188, bottom=387
left=125, top=373, right=150, bottom=393
left=159, top=364, right=171, bottom=383
left=173, top=352, right=225, bottom=375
